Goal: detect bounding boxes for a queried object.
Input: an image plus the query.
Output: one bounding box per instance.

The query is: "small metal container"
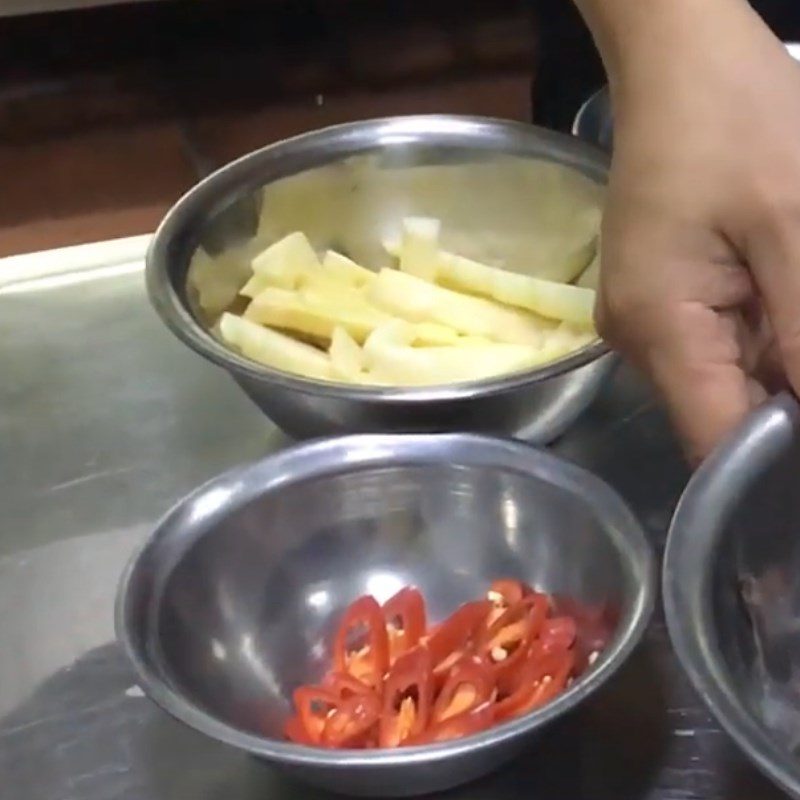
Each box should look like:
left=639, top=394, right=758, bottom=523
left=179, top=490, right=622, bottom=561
left=146, top=115, right=613, bottom=442
left=665, top=394, right=800, bottom=799
left=116, top=433, right=654, bottom=796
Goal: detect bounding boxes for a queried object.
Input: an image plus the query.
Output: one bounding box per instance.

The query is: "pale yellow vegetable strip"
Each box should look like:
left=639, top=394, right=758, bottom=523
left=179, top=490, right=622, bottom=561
left=438, top=251, right=596, bottom=328
left=412, top=322, right=460, bottom=346
left=456, top=335, right=493, bottom=346
left=219, top=313, right=332, bottom=380
left=244, top=259, right=368, bottom=300
left=399, top=217, right=440, bottom=282
left=240, top=272, right=273, bottom=299
left=489, top=272, right=596, bottom=329
left=250, top=232, right=320, bottom=288
left=368, top=268, right=547, bottom=346
left=322, top=250, right=376, bottom=286
left=382, top=237, right=401, bottom=260
left=435, top=252, right=494, bottom=295
left=329, top=326, right=365, bottom=381
left=362, top=321, right=549, bottom=386
left=541, top=322, right=598, bottom=359
left=298, top=276, right=371, bottom=308
left=245, top=287, right=392, bottom=344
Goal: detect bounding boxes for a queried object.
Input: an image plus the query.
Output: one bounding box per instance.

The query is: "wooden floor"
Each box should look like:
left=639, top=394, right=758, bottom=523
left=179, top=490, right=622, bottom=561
left=0, top=0, right=535, bottom=257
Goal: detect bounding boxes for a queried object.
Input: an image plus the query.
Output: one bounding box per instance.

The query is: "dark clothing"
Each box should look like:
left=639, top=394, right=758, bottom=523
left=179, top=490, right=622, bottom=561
left=532, top=0, right=800, bottom=132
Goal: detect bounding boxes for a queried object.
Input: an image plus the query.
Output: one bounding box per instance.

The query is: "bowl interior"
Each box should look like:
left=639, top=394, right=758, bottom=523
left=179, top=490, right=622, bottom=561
left=124, top=445, right=644, bottom=743
left=710, top=435, right=800, bottom=758
left=164, top=118, right=606, bottom=336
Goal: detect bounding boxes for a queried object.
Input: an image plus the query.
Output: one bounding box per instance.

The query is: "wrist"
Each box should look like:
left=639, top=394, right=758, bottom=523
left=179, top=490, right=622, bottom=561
left=574, top=0, right=763, bottom=91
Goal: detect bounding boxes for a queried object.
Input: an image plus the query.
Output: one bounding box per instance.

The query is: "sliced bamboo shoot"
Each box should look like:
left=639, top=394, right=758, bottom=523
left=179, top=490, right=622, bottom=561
left=399, top=217, right=441, bottom=281
left=368, top=268, right=548, bottom=346
left=219, top=313, right=332, bottom=380
left=251, top=232, right=321, bottom=288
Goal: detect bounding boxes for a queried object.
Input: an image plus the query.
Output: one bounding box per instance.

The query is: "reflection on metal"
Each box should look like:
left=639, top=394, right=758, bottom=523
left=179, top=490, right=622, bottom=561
left=0, top=260, right=143, bottom=295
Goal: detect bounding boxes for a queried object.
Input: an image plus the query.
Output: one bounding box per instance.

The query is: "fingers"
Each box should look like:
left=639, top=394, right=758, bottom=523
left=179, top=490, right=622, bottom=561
left=745, top=208, right=800, bottom=397
left=597, top=250, right=761, bottom=462
left=645, top=304, right=760, bottom=463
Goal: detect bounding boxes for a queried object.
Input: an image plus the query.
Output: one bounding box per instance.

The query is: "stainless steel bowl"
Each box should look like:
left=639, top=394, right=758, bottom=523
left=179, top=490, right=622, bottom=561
left=146, top=115, right=614, bottom=442
left=665, top=394, right=800, bottom=798
left=116, top=433, right=654, bottom=796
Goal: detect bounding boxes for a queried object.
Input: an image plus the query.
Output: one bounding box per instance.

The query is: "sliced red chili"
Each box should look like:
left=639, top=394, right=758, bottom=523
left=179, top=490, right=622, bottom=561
left=323, top=671, right=373, bottom=699
left=511, top=649, right=576, bottom=718
left=286, top=581, right=596, bottom=750
left=539, top=616, right=577, bottom=654
left=322, top=692, right=381, bottom=748
left=426, top=599, right=491, bottom=683
left=488, top=579, right=526, bottom=607
left=432, top=656, right=495, bottom=724
left=486, top=579, right=539, bottom=624
left=556, top=599, right=614, bottom=671
left=478, top=594, right=548, bottom=682
left=382, top=587, right=427, bottom=664
left=293, top=685, right=340, bottom=744
left=494, top=647, right=575, bottom=722
left=379, top=646, right=433, bottom=748
left=333, top=595, right=389, bottom=689
left=284, top=714, right=315, bottom=745
left=409, top=701, right=494, bottom=745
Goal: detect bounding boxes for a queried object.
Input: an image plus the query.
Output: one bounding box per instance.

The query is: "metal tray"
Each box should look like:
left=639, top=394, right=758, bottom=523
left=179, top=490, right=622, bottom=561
left=0, top=237, right=786, bottom=799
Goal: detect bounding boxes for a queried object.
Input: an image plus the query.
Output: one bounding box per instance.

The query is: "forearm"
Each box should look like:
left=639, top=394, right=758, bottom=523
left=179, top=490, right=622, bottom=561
left=573, top=0, right=769, bottom=87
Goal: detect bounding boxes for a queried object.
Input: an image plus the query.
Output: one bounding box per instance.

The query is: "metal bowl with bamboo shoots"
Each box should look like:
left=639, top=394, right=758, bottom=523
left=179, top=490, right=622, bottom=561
left=147, top=115, right=612, bottom=440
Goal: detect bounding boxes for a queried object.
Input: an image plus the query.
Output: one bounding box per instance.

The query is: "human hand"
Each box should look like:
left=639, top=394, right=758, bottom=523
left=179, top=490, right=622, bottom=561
left=590, top=1, right=800, bottom=462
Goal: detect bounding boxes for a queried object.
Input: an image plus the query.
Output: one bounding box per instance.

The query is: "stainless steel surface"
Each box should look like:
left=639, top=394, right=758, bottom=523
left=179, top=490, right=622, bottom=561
left=0, top=237, right=282, bottom=561
left=664, top=393, right=800, bottom=799
left=147, top=115, right=614, bottom=443
left=117, top=434, right=654, bottom=796
left=4, top=237, right=794, bottom=798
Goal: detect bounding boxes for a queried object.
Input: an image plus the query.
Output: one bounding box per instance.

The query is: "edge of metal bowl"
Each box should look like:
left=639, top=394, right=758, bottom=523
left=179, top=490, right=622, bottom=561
left=572, top=87, right=612, bottom=153
left=145, top=114, right=611, bottom=404
left=663, top=392, right=800, bottom=798
left=116, top=432, right=655, bottom=771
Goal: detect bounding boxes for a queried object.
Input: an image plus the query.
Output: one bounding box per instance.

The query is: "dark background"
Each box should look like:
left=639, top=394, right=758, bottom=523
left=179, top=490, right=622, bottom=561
left=0, top=0, right=536, bottom=256
left=2, top=0, right=798, bottom=258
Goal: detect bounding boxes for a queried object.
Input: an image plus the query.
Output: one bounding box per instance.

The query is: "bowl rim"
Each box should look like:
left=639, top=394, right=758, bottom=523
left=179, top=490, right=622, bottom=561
left=146, top=114, right=610, bottom=403
left=663, top=392, right=800, bottom=799
left=116, top=431, right=655, bottom=770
